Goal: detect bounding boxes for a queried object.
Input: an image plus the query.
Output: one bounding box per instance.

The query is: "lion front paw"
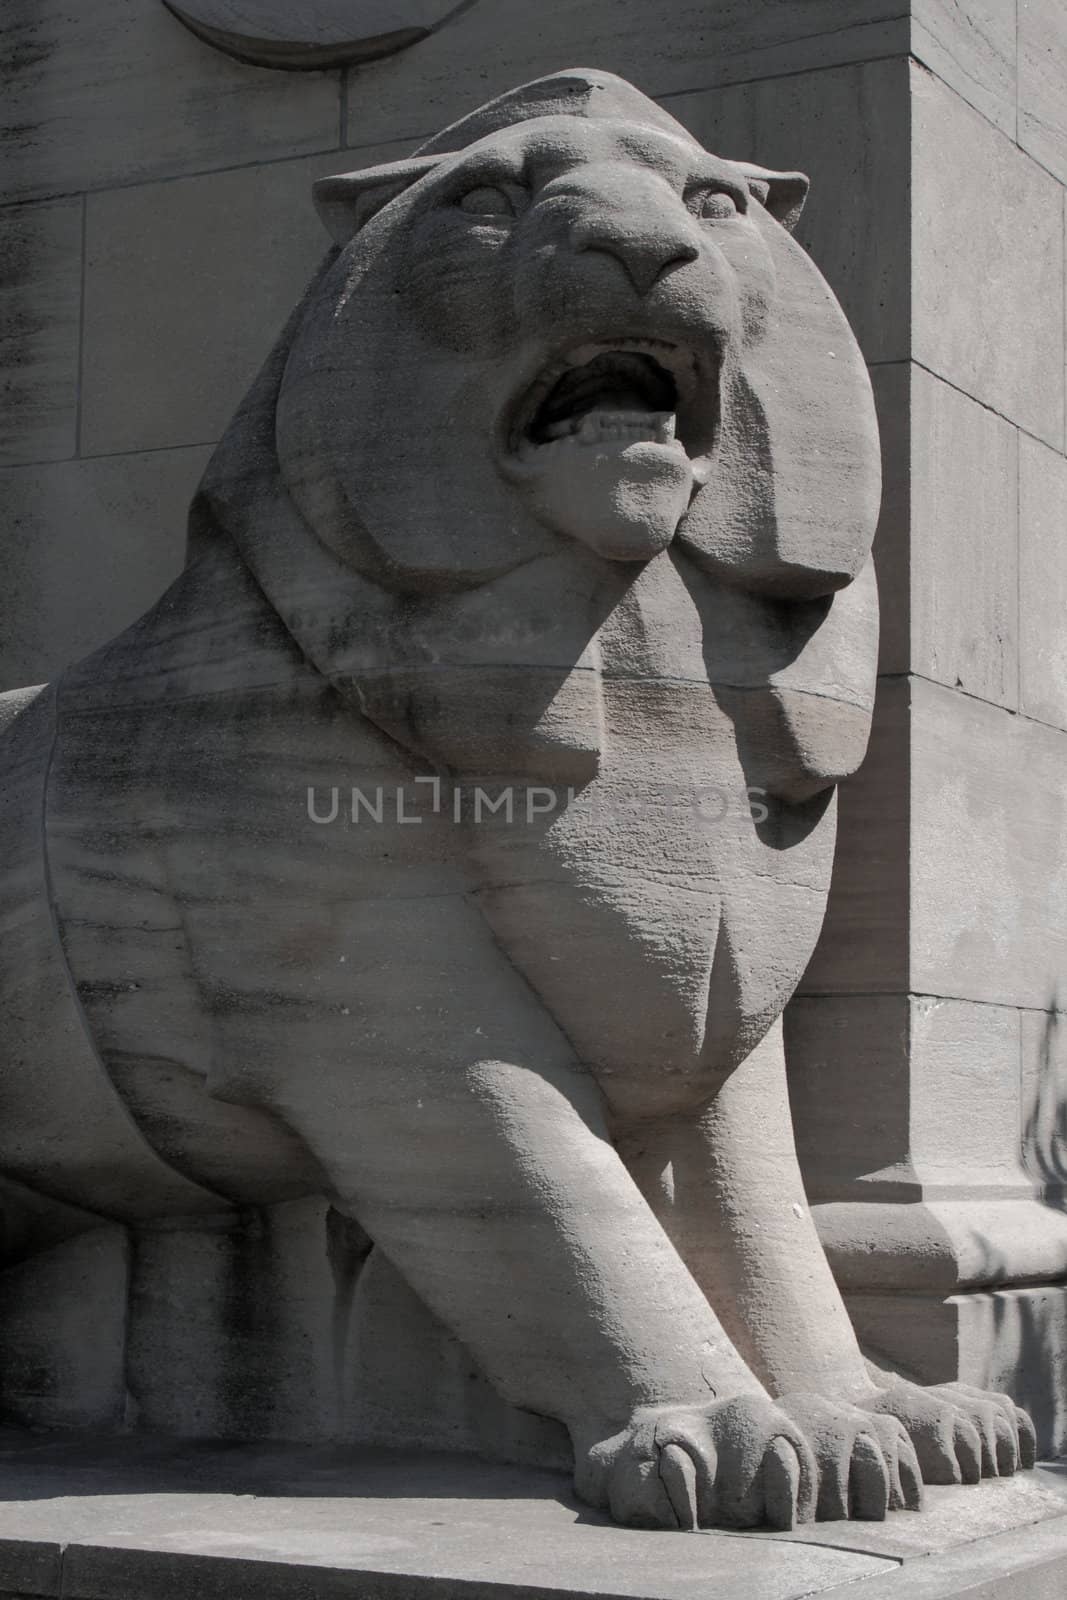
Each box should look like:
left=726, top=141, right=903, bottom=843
left=859, top=1379, right=1037, bottom=1485
left=776, top=1392, right=924, bottom=1519
left=573, top=1395, right=817, bottom=1531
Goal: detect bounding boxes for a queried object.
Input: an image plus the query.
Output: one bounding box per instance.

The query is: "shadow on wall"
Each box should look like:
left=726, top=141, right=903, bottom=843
left=963, top=1269, right=1067, bottom=1460
left=966, top=994, right=1067, bottom=1456
left=1023, top=998, right=1067, bottom=1196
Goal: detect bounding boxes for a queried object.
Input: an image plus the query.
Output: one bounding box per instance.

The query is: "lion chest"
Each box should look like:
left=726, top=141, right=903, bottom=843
left=46, top=573, right=836, bottom=1164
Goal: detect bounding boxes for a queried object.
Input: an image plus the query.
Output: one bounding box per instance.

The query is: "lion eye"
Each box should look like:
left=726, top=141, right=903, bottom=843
left=457, top=184, right=517, bottom=218
left=690, top=188, right=739, bottom=221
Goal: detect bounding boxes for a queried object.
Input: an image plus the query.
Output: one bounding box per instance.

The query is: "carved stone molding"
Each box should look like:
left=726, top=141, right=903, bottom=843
left=162, top=0, right=469, bottom=69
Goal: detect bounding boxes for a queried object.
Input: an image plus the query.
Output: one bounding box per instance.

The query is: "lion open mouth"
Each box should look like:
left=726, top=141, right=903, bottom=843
left=500, top=337, right=716, bottom=560
left=511, top=339, right=706, bottom=464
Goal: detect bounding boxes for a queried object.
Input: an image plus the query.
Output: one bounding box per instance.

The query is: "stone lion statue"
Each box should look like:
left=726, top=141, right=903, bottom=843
left=0, top=69, right=1034, bottom=1530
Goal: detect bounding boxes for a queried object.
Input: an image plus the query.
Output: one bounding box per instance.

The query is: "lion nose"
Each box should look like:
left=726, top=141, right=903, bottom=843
left=571, top=214, right=699, bottom=296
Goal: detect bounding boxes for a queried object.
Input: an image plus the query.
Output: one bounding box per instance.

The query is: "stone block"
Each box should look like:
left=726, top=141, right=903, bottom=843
left=814, top=1188, right=1067, bottom=1297
left=1019, top=0, right=1067, bottom=184
left=0, top=1227, right=127, bottom=1430
left=0, top=199, right=81, bottom=468
left=788, top=994, right=1026, bottom=1206
left=0, top=446, right=210, bottom=691
left=1019, top=435, right=1067, bottom=730
left=0, top=1542, right=60, bottom=1599
left=799, top=676, right=910, bottom=996
left=910, top=679, right=1067, bottom=1010
left=81, top=145, right=408, bottom=457
left=809, top=676, right=1067, bottom=1012
left=672, top=57, right=910, bottom=365
left=127, top=1201, right=349, bottom=1441
left=787, top=994, right=914, bottom=1204
left=912, top=64, right=1064, bottom=449
left=906, top=997, right=1026, bottom=1185
left=911, top=0, right=1017, bottom=137
left=343, top=1, right=910, bottom=151
left=910, top=367, right=1018, bottom=710
left=0, top=0, right=340, bottom=205
left=843, top=1506, right=1067, bottom=1600
left=729, top=361, right=1020, bottom=708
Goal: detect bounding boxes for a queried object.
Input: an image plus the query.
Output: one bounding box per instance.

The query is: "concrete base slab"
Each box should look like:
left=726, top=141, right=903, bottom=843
left=0, top=1434, right=1064, bottom=1600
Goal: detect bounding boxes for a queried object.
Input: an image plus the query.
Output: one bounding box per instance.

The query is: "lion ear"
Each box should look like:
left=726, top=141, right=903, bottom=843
left=741, top=164, right=810, bottom=232
left=313, top=154, right=442, bottom=245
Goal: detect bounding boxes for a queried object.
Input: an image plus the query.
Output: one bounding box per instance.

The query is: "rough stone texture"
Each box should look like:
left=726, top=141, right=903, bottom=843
left=1022, top=1008, right=1067, bottom=1198
left=885, top=999, right=1026, bottom=1189
left=788, top=988, right=1067, bottom=1368
left=341, top=3, right=911, bottom=151
left=80, top=147, right=408, bottom=457
left=0, top=1438, right=1064, bottom=1600
left=670, top=58, right=911, bottom=366
left=869, top=363, right=911, bottom=677
left=798, top=677, right=910, bottom=997
left=788, top=995, right=1030, bottom=1208
left=0, top=198, right=82, bottom=467
left=909, top=367, right=1018, bottom=710
left=125, top=1202, right=347, bottom=1442
left=911, top=63, right=1065, bottom=450
left=0, top=1229, right=128, bottom=1430
left=910, top=679, right=1067, bottom=1010
left=1019, top=0, right=1067, bottom=185
left=847, top=1504, right=1067, bottom=1599
left=0, top=447, right=210, bottom=688
left=848, top=1288, right=1067, bottom=1460
left=0, top=0, right=340, bottom=205
left=1019, top=434, right=1067, bottom=731
left=163, top=0, right=469, bottom=70
left=910, top=0, right=1016, bottom=137
left=787, top=993, right=915, bottom=1206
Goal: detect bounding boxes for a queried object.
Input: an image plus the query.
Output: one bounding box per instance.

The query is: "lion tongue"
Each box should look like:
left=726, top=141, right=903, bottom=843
left=523, top=436, right=694, bottom=560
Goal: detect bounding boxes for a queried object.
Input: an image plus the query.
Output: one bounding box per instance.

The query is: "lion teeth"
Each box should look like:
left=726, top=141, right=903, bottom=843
left=540, top=410, right=678, bottom=445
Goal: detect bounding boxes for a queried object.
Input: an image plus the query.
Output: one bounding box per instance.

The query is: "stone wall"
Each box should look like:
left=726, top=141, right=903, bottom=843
left=2, top=0, right=1065, bottom=1447
left=786, top=5, right=1067, bottom=1454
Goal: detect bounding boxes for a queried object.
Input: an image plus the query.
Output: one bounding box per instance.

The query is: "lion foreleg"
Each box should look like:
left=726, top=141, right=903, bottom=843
left=274, top=1042, right=762, bottom=1422
left=245, top=891, right=831, bottom=1527
left=283, top=1043, right=834, bottom=1526
left=614, top=1022, right=931, bottom=1517
left=617, top=1017, right=870, bottom=1399
left=618, top=1019, right=1034, bottom=1494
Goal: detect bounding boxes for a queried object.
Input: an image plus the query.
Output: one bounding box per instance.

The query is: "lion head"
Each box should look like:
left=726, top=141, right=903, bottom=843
left=192, top=69, right=879, bottom=799
left=266, top=70, right=876, bottom=601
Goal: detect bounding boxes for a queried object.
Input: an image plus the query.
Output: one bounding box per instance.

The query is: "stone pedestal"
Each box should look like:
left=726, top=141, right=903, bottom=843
left=0, top=1436, right=1066, bottom=1600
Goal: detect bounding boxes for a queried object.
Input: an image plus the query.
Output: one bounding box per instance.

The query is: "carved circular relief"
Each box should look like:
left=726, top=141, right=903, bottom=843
left=163, top=0, right=469, bottom=69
